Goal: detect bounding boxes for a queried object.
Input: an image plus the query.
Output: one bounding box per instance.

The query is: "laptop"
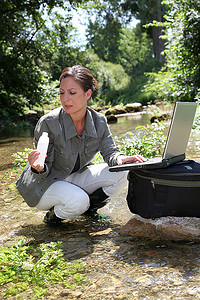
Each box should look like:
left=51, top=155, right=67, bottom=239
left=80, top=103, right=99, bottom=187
left=109, top=102, right=197, bottom=172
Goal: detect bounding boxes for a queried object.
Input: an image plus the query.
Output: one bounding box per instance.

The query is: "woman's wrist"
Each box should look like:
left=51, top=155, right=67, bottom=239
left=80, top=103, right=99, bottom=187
left=31, top=165, right=46, bottom=174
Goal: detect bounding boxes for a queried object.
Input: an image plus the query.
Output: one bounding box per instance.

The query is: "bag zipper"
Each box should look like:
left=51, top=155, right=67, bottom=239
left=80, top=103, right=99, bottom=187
left=134, top=172, right=200, bottom=188
left=151, top=178, right=200, bottom=188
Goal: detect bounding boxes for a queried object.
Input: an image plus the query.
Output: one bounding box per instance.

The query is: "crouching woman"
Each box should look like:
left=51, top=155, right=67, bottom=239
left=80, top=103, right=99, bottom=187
left=16, top=65, right=146, bottom=226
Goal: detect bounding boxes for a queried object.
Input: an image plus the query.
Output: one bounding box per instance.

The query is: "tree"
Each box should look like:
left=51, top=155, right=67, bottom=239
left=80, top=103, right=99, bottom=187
left=121, top=0, right=166, bottom=63
left=145, top=0, right=200, bottom=102
left=0, top=0, right=85, bottom=119
left=85, top=0, right=166, bottom=62
left=86, top=6, right=122, bottom=63
left=36, top=11, right=85, bottom=80
left=117, top=25, right=156, bottom=76
left=83, top=51, right=130, bottom=105
left=84, top=2, right=162, bottom=104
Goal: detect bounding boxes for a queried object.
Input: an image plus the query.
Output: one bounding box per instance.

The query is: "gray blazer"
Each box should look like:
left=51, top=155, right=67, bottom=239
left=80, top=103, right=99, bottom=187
left=16, top=107, right=122, bottom=207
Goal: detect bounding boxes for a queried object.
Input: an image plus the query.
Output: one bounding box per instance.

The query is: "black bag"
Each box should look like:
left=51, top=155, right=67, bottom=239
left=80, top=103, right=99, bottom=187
left=127, top=160, right=200, bottom=219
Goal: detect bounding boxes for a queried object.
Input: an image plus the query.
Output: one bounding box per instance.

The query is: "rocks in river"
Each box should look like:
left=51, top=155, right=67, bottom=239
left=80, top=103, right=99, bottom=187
left=105, top=102, right=143, bottom=116
left=106, top=114, right=117, bottom=123
left=119, top=215, right=200, bottom=241
left=24, top=109, right=44, bottom=125
left=150, top=113, right=171, bottom=123
left=90, top=105, right=110, bottom=112
left=105, top=105, right=127, bottom=116
left=125, top=103, right=143, bottom=113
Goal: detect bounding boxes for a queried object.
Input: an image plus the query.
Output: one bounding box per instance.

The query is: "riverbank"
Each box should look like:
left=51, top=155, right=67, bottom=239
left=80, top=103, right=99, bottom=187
left=0, top=101, right=173, bottom=132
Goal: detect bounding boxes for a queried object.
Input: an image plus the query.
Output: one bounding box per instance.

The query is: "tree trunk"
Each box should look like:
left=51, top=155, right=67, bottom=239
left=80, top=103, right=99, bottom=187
left=151, top=0, right=165, bottom=63
left=151, top=25, right=165, bottom=63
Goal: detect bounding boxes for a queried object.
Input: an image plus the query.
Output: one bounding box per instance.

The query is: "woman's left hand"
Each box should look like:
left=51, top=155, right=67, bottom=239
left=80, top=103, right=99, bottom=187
left=117, top=154, right=148, bottom=166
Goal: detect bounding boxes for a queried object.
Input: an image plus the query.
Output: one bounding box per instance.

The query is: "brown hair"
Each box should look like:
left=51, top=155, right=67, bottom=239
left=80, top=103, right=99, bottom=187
left=59, top=65, right=98, bottom=93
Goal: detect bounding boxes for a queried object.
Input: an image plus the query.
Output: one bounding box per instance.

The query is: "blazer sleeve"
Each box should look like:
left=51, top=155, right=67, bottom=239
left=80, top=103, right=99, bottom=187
left=32, top=116, right=55, bottom=178
left=99, top=118, right=122, bottom=166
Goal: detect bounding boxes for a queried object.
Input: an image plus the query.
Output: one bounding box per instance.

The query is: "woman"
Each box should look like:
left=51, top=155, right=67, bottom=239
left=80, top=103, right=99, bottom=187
left=16, top=65, right=146, bottom=226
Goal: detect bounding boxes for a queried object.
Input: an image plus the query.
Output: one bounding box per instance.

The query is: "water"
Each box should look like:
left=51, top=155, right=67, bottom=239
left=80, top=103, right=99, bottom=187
left=109, top=112, right=151, bottom=135
left=0, top=113, right=200, bottom=299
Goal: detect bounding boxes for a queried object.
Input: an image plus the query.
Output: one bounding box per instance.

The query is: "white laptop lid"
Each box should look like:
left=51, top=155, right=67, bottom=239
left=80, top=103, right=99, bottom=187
left=163, top=102, right=197, bottom=160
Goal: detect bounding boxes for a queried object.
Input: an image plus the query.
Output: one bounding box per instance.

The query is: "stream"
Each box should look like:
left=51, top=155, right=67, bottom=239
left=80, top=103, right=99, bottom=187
left=0, top=111, right=200, bottom=299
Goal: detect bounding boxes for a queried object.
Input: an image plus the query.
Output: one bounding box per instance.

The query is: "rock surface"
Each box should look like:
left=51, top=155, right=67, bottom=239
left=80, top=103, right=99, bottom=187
left=105, top=105, right=127, bottom=116
left=106, top=114, right=118, bottom=123
left=125, top=102, right=142, bottom=112
left=105, top=103, right=143, bottom=116
left=120, top=215, right=200, bottom=241
left=150, top=112, right=171, bottom=123
left=24, top=109, right=44, bottom=125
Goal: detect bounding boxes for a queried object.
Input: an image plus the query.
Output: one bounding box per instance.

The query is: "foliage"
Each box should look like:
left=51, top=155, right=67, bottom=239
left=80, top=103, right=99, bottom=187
left=144, top=69, right=176, bottom=101
left=122, top=0, right=167, bottom=62
left=93, top=152, right=104, bottom=164
left=117, top=122, right=166, bottom=158
left=84, top=51, right=130, bottom=105
left=137, top=91, right=157, bottom=106
left=0, top=0, right=86, bottom=120
left=121, top=0, right=166, bottom=25
left=12, top=148, right=32, bottom=170
left=85, top=21, right=161, bottom=105
left=117, top=25, right=156, bottom=76
left=2, top=148, right=32, bottom=179
left=0, top=239, right=88, bottom=298
left=40, top=11, right=86, bottom=81
left=91, top=0, right=167, bottom=62
left=114, top=25, right=162, bottom=104
left=144, top=0, right=200, bottom=102
left=0, top=0, right=167, bottom=119
left=86, top=11, right=122, bottom=62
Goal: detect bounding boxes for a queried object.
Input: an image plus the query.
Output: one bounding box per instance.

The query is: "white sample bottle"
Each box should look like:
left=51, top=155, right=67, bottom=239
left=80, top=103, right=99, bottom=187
left=33, top=132, right=49, bottom=167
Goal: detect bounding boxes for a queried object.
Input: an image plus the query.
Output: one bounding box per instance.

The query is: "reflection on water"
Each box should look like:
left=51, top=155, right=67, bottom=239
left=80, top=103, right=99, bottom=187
left=109, top=113, right=151, bottom=135
left=0, top=124, right=33, bottom=139
left=0, top=136, right=34, bottom=172
left=0, top=125, right=34, bottom=172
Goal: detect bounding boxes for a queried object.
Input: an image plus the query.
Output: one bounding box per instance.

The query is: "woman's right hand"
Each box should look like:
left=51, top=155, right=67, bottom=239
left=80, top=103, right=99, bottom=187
left=28, top=150, right=44, bottom=173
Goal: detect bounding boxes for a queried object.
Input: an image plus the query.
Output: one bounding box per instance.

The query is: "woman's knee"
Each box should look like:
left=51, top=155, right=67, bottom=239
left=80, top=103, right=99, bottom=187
left=54, top=186, right=90, bottom=219
left=103, top=170, right=128, bottom=197
left=74, top=191, right=90, bottom=215
left=37, top=181, right=90, bottom=212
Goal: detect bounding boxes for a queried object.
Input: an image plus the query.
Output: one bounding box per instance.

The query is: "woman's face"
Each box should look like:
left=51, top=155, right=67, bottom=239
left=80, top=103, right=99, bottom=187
left=60, top=76, right=92, bottom=117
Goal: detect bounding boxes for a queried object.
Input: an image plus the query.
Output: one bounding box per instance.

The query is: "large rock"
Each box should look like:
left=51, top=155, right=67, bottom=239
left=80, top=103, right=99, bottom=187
left=150, top=112, right=171, bottom=123
left=105, top=105, right=127, bottom=116
left=24, top=109, right=44, bottom=125
left=125, top=103, right=142, bottom=113
left=119, top=215, right=200, bottom=241
left=106, top=114, right=117, bottom=123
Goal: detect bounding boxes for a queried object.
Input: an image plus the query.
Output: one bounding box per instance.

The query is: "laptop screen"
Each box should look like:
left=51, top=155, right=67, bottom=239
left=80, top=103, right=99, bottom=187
left=163, top=102, right=197, bottom=160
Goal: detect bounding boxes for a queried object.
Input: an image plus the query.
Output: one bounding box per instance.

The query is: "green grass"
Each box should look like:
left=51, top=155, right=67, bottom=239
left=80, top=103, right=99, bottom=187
left=0, top=239, right=89, bottom=299
left=116, top=122, right=166, bottom=158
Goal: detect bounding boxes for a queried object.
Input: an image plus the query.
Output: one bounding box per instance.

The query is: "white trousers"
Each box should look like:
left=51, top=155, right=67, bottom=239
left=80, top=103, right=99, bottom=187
left=36, top=163, right=128, bottom=219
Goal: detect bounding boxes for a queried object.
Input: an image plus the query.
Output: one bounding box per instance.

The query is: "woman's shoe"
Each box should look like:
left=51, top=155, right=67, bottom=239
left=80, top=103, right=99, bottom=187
left=84, top=188, right=110, bottom=217
left=43, top=207, right=63, bottom=226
